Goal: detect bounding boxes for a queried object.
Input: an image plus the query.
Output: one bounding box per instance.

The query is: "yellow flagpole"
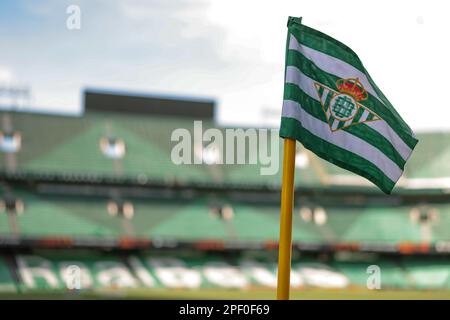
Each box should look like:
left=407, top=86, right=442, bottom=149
left=276, top=137, right=296, bottom=300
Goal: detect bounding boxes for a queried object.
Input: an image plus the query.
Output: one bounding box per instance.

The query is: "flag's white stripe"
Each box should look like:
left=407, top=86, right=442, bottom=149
left=359, top=109, right=369, bottom=122
left=282, top=99, right=402, bottom=182
left=321, top=88, right=329, bottom=103
left=331, top=119, right=340, bottom=131
left=286, top=66, right=318, bottom=99
left=344, top=118, right=353, bottom=127
left=285, top=66, right=412, bottom=161
left=365, top=121, right=412, bottom=161
left=289, top=34, right=382, bottom=103
left=320, top=89, right=333, bottom=120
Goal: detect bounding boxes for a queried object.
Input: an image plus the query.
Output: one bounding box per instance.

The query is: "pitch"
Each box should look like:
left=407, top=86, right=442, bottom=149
left=2, top=288, right=450, bottom=300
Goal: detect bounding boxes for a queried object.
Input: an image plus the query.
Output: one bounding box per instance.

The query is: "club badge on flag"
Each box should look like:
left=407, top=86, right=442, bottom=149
left=315, top=78, right=380, bottom=132
left=279, top=17, right=418, bottom=194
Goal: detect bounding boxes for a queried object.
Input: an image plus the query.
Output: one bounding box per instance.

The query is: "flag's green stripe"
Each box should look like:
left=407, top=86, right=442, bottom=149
left=284, top=83, right=406, bottom=169
left=347, top=122, right=406, bottom=168
left=287, top=20, right=416, bottom=137
left=324, top=91, right=333, bottom=110
left=286, top=50, right=417, bottom=149
left=318, top=86, right=324, bottom=97
left=289, top=19, right=397, bottom=113
left=288, top=18, right=365, bottom=75
left=280, top=117, right=395, bottom=194
left=361, top=68, right=416, bottom=135
left=345, top=123, right=406, bottom=168
left=328, top=119, right=335, bottom=128
left=284, top=83, right=328, bottom=122
left=338, top=120, right=347, bottom=130
left=286, top=49, right=415, bottom=147
left=352, top=107, right=364, bottom=123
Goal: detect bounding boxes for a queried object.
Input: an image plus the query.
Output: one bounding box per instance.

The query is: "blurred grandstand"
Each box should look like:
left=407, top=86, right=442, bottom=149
left=0, top=89, right=450, bottom=298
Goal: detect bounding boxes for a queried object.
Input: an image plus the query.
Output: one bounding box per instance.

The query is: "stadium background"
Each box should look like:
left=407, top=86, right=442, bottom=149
left=0, top=89, right=450, bottom=299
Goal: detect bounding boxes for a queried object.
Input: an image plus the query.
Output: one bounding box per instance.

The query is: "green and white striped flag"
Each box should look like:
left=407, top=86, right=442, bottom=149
left=280, top=17, right=418, bottom=194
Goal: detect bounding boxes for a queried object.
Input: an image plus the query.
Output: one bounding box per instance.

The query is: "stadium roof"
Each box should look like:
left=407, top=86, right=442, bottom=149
left=84, top=89, right=215, bottom=118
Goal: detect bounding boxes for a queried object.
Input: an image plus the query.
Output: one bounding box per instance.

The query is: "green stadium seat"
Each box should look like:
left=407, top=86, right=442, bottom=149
left=0, top=256, right=16, bottom=293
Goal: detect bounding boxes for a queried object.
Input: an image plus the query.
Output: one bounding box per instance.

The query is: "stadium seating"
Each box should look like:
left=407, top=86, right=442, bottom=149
left=0, top=251, right=446, bottom=291
left=1, top=187, right=450, bottom=245
left=1, top=93, right=450, bottom=294
left=0, top=109, right=364, bottom=188
left=400, top=257, right=450, bottom=289
left=0, top=257, right=15, bottom=292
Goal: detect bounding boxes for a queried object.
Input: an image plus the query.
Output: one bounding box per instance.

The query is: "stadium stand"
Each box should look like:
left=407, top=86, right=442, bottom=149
left=2, top=186, right=450, bottom=245
left=0, top=257, right=15, bottom=292
left=1, top=89, right=450, bottom=294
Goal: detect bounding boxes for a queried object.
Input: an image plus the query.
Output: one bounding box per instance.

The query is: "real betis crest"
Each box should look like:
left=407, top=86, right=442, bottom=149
left=314, top=78, right=381, bottom=132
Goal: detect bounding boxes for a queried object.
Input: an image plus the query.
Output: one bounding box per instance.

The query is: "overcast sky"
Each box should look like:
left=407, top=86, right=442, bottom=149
left=0, top=0, right=449, bottom=130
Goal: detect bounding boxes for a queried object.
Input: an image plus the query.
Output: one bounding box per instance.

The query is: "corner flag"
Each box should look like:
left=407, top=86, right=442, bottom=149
left=280, top=17, right=418, bottom=194
left=276, top=17, right=418, bottom=300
